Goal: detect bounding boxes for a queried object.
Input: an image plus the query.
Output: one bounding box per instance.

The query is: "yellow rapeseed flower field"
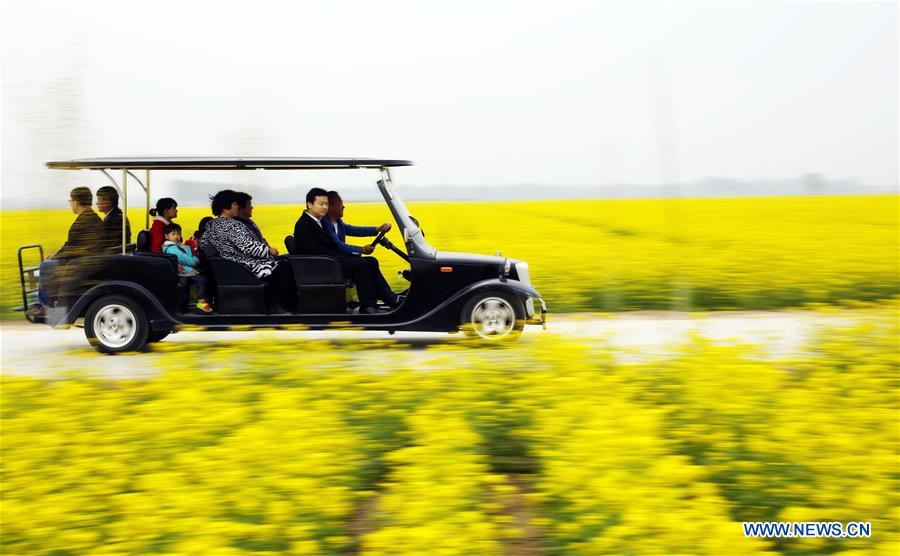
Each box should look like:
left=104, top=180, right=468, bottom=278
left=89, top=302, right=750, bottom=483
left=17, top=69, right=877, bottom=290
left=2, top=302, right=897, bottom=554
left=1, top=195, right=897, bottom=317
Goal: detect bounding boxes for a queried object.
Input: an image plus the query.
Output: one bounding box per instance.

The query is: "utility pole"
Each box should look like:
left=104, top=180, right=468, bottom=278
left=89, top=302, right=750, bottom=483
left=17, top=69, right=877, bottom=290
left=649, top=57, right=691, bottom=312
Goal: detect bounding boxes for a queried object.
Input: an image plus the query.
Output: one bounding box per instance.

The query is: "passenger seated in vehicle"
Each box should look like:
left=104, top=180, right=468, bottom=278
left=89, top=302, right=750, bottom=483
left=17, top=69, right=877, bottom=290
left=201, top=190, right=296, bottom=312
left=96, top=186, right=131, bottom=252
left=185, top=216, right=213, bottom=256
left=233, top=191, right=278, bottom=255
left=162, top=223, right=213, bottom=313
left=325, top=190, right=402, bottom=307
left=148, top=197, right=178, bottom=253
left=30, top=187, right=103, bottom=317
left=294, top=188, right=391, bottom=314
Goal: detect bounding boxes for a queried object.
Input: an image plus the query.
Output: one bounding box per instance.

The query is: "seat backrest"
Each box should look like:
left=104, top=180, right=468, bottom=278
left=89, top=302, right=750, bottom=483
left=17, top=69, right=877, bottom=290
left=284, top=235, right=297, bottom=255
left=286, top=255, right=345, bottom=284
left=136, top=230, right=152, bottom=252
left=205, top=256, right=262, bottom=285
left=134, top=229, right=179, bottom=272
left=200, top=248, right=267, bottom=313
left=200, top=241, right=261, bottom=285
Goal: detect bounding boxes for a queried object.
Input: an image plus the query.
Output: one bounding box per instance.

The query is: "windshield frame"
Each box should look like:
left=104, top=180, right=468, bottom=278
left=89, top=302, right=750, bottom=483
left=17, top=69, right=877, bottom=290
left=378, top=168, right=436, bottom=260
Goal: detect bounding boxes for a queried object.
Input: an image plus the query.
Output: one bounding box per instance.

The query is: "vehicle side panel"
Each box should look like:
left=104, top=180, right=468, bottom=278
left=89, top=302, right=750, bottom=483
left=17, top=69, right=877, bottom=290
left=390, top=257, right=503, bottom=329
left=49, top=255, right=540, bottom=333
left=55, top=255, right=179, bottom=323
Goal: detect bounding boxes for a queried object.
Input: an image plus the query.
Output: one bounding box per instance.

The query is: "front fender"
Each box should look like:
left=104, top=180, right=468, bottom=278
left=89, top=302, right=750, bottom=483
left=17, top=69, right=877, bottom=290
left=454, top=278, right=546, bottom=320
left=457, top=278, right=542, bottom=301
left=55, top=281, right=179, bottom=330
left=383, top=278, right=544, bottom=331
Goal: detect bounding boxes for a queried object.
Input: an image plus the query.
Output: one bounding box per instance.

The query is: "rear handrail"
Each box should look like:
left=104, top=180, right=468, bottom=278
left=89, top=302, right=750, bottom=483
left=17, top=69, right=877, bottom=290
left=17, top=244, right=44, bottom=322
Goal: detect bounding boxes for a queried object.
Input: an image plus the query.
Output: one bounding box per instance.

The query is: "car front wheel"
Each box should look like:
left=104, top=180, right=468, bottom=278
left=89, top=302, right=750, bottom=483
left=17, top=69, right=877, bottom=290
left=460, top=291, right=524, bottom=341
left=84, top=295, right=149, bottom=353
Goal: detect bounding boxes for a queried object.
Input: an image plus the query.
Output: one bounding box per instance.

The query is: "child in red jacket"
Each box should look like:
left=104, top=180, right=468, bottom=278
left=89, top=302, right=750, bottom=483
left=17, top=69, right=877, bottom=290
left=147, top=198, right=178, bottom=252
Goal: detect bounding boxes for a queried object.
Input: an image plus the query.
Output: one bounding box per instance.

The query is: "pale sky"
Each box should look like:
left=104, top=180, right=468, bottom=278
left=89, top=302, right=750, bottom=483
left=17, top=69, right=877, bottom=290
left=2, top=0, right=898, bottom=207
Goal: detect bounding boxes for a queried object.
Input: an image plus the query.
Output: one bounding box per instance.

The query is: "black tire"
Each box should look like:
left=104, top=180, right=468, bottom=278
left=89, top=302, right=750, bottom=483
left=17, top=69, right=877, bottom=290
left=84, top=295, right=150, bottom=353
left=460, top=290, right=525, bottom=341
left=148, top=330, right=171, bottom=343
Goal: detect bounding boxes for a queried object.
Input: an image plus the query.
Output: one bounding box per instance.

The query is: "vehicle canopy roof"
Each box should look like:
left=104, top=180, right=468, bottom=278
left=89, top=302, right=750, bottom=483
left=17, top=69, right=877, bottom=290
left=43, top=156, right=423, bottom=255
left=46, top=157, right=413, bottom=170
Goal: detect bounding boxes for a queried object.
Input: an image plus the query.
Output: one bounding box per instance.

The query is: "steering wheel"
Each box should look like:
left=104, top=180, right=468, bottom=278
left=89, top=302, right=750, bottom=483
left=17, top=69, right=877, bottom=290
left=368, top=228, right=389, bottom=248
left=409, top=216, right=425, bottom=238
left=370, top=230, right=410, bottom=262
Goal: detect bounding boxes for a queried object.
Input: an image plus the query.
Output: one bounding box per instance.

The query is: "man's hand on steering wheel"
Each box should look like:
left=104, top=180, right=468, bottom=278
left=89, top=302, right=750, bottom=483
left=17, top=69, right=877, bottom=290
left=376, top=223, right=392, bottom=233
left=361, top=244, right=375, bottom=255
left=368, top=228, right=389, bottom=249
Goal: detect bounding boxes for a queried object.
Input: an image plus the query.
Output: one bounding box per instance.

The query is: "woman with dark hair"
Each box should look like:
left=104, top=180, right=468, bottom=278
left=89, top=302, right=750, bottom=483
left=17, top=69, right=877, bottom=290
left=148, top=197, right=178, bottom=253
left=200, top=190, right=295, bottom=311
left=200, top=191, right=278, bottom=277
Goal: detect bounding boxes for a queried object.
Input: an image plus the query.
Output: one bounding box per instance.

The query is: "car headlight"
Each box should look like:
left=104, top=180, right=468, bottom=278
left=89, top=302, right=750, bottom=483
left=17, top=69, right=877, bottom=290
left=515, top=262, right=536, bottom=317
left=515, top=262, right=531, bottom=286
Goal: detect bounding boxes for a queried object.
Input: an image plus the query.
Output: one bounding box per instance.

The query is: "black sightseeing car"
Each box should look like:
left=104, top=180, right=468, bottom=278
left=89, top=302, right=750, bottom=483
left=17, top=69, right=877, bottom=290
left=17, top=157, right=547, bottom=352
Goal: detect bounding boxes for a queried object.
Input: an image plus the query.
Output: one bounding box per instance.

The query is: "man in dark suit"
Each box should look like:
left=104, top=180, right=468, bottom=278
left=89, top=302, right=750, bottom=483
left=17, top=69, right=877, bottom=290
left=293, top=188, right=382, bottom=313
left=96, top=186, right=131, bottom=252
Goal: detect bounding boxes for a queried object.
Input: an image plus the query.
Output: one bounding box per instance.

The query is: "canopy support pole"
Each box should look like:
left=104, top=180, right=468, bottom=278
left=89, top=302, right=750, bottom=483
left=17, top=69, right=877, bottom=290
left=145, top=170, right=151, bottom=229
left=380, top=166, right=393, bottom=184
left=97, top=169, right=122, bottom=195
left=125, top=170, right=150, bottom=230
left=121, top=170, right=128, bottom=254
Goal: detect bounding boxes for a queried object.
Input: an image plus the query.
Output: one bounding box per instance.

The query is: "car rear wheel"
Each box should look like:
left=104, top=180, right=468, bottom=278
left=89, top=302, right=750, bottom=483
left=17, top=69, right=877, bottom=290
left=461, top=291, right=524, bottom=341
left=84, top=295, right=149, bottom=353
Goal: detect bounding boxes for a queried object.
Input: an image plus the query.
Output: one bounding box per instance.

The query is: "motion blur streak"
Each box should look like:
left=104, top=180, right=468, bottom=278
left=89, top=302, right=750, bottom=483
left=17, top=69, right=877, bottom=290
left=1, top=302, right=897, bottom=554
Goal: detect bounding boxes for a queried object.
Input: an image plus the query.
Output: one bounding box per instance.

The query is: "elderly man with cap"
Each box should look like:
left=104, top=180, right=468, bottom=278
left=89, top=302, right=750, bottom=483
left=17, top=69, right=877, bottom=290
left=29, top=187, right=103, bottom=317
left=52, top=186, right=104, bottom=260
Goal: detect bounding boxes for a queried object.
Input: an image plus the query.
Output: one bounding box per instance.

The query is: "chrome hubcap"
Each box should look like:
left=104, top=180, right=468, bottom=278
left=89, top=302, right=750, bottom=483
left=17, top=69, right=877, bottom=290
left=93, top=304, right=136, bottom=348
left=471, top=297, right=515, bottom=338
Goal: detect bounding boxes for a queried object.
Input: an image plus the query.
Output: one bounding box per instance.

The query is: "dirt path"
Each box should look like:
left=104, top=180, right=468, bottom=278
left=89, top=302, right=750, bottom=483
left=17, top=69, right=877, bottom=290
left=0, top=311, right=858, bottom=378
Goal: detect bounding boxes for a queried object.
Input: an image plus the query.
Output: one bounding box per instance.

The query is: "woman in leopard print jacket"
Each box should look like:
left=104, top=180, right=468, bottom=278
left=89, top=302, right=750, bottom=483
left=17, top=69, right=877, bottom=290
left=199, top=191, right=280, bottom=278
left=200, top=216, right=279, bottom=278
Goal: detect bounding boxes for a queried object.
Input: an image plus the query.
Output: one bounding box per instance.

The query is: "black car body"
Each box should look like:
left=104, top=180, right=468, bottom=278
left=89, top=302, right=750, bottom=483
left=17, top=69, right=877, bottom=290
left=19, top=157, right=547, bottom=352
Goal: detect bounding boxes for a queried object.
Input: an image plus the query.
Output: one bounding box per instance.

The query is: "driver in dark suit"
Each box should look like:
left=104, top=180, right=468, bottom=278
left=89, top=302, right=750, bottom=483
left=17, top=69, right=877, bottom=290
left=293, top=188, right=389, bottom=314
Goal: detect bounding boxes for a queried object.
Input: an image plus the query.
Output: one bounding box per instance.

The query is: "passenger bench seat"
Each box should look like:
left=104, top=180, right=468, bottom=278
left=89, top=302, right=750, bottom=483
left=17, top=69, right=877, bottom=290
left=283, top=235, right=347, bottom=313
